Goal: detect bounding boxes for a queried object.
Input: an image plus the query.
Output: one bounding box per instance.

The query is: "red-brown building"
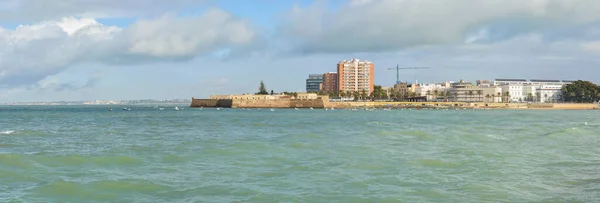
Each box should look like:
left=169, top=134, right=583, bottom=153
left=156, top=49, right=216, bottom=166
left=322, top=72, right=338, bottom=93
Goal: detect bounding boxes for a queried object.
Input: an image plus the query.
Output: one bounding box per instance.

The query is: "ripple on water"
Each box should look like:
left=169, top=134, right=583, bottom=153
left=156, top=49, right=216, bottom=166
left=0, top=143, right=17, bottom=147
left=0, top=170, right=39, bottom=182
left=0, top=154, right=34, bottom=169
left=88, top=179, right=169, bottom=193
left=31, top=181, right=117, bottom=201
left=29, top=179, right=169, bottom=202
left=2, top=106, right=600, bottom=202
left=33, top=155, right=143, bottom=167
left=399, top=130, right=431, bottom=138
left=413, top=159, right=462, bottom=168
left=161, top=155, right=187, bottom=163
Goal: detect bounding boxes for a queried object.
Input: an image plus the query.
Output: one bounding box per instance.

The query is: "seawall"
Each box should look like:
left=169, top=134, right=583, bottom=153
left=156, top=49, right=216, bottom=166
left=190, top=97, right=233, bottom=107
left=190, top=97, right=327, bottom=108
left=325, top=102, right=599, bottom=110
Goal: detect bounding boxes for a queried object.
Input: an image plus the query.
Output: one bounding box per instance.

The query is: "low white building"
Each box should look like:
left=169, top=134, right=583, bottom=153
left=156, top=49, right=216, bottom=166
left=447, top=86, right=502, bottom=102
left=494, top=79, right=573, bottom=103
left=414, top=82, right=452, bottom=101
left=538, top=85, right=563, bottom=103
left=500, top=84, right=525, bottom=102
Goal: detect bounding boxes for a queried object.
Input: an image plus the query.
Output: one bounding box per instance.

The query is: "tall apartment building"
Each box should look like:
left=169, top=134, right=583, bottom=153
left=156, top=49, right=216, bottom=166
left=322, top=72, right=338, bottom=93
left=337, top=59, right=374, bottom=94
left=305, top=74, right=323, bottom=93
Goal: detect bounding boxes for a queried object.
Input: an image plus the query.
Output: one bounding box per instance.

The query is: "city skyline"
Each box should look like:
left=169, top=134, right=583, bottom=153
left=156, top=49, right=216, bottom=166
left=2, top=0, right=600, bottom=102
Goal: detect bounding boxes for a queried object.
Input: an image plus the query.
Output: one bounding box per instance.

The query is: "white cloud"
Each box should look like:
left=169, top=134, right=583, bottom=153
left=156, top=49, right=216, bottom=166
left=277, top=0, right=600, bottom=54
left=125, top=9, right=257, bottom=58
left=0, top=8, right=260, bottom=88
left=0, top=0, right=206, bottom=23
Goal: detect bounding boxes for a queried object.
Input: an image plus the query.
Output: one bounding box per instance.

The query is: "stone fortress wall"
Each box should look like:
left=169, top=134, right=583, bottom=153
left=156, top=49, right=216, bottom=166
left=190, top=93, right=328, bottom=108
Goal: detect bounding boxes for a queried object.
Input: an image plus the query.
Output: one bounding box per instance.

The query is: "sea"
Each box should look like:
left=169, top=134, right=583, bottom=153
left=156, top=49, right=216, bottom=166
left=1, top=105, right=599, bottom=202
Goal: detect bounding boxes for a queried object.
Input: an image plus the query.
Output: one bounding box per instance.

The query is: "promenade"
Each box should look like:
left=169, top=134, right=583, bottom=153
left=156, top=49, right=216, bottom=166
left=327, top=101, right=599, bottom=110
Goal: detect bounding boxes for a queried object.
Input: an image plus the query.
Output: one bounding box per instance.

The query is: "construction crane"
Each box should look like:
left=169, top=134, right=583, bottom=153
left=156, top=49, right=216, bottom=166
left=386, top=65, right=430, bottom=84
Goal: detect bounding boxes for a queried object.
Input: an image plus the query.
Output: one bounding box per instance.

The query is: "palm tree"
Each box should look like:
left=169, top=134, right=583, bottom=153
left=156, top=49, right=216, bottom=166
left=433, top=89, right=439, bottom=101
left=527, top=93, right=533, bottom=102
left=468, top=91, right=474, bottom=102
left=340, top=91, right=346, bottom=98
left=426, top=90, right=432, bottom=101
left=496, top=92, right=501, bottom=103
left=535, top=92, right=541, bottom=103
left=361, top=89, right=368, bottom=101
left=485, top=94, right=491, bottom=103
left=477, top=90, right=483, bottom=102
left=505, top=91, right=510, bottom=103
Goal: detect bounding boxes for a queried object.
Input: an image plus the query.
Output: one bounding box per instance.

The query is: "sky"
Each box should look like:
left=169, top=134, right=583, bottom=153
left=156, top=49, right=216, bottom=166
left=1, top=0, right=600, bottom=102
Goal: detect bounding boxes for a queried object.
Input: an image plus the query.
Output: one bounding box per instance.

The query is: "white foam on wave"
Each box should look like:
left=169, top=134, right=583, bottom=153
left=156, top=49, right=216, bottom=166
left=486, top=134, right=507, bottom=140
left=1, top=130, right=15, bottom=135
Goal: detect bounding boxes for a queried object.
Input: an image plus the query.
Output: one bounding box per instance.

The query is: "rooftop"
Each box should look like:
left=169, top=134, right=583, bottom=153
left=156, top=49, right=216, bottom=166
left=495, top=79, right=527, bottom=82
left=339, top=58, right=372, bottom=63
left=530, top=79, right=561, bottom=82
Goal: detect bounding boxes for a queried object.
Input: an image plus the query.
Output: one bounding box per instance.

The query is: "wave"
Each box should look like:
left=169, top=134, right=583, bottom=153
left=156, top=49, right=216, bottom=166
left=1, top=130, right=15, bottom=135
left=0, top=130, right=49, bottom=136
left=540, top=127, right=580, bottom=137
left=485, top=134, right=507, bottom=140
left=365, top=121, right=399, bottom=126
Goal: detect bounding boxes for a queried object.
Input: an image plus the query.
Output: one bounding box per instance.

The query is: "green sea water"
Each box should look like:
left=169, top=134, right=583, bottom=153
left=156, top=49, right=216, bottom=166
left=1, top=105, right=599, bottom=202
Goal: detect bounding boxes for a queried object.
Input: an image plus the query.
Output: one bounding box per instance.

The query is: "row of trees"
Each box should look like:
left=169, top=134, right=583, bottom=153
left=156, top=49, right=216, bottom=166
left=561, top=80, right=600, bottom=103
left=324, top=85, right=389, bottom=101
left=392, top=90, right=513, bottom=103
